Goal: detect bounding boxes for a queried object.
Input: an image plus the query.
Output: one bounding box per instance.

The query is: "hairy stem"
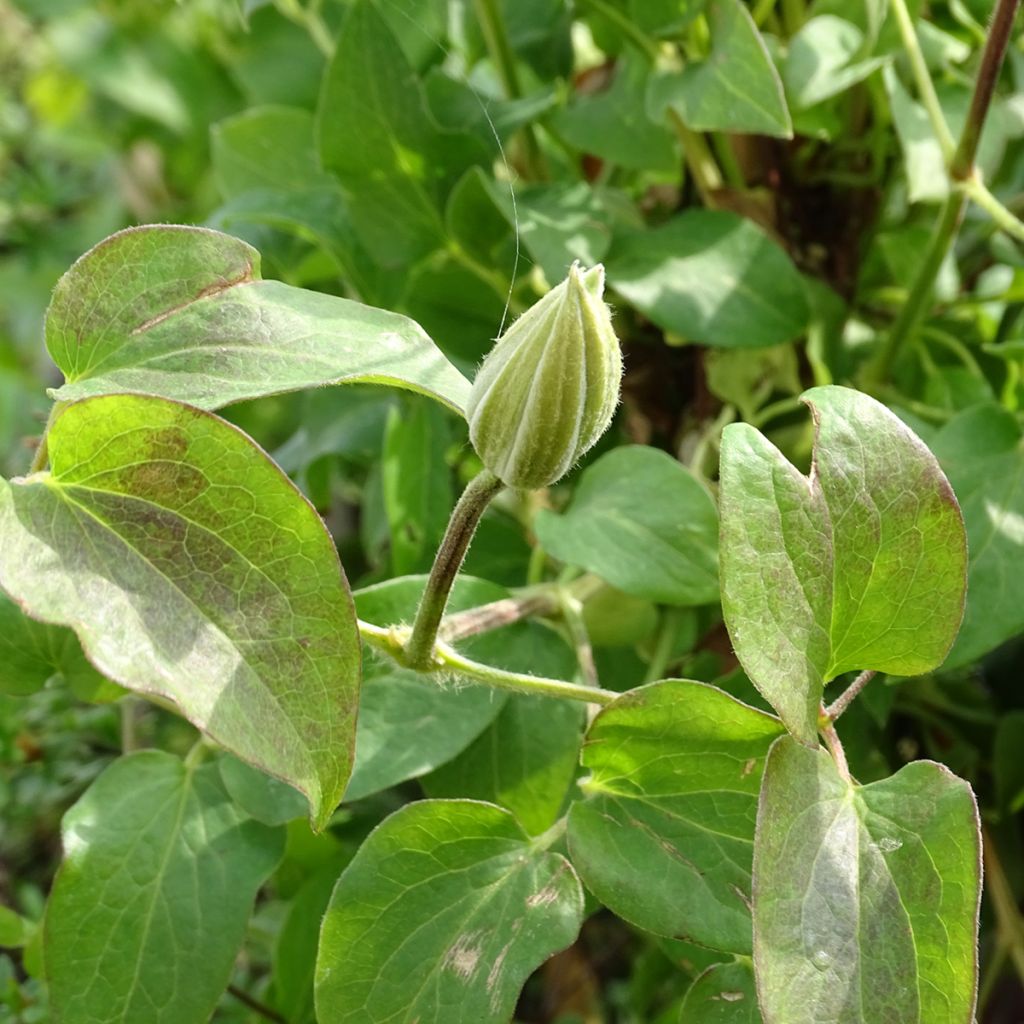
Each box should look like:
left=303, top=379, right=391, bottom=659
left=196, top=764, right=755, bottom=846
left=825, top=670, right=878, bottom=721
left=437, top=641, right=615, bottom=705
left=360, top=620, right=615, bottom=706
left=819, top=705, right=851, bottom=781
left=404, top=470, right=504, bottom=669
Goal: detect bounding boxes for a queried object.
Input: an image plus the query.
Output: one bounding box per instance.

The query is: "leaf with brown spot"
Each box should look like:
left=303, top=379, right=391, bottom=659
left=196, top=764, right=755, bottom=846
left=316, top=800, right=583, bottom=1023
left=46, top=225, right=471, bottom=415
left=0, top=394, right=360, bottom=829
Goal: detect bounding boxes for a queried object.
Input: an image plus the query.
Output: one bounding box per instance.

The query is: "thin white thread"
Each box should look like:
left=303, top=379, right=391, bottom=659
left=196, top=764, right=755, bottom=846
left=377, top=0, right=522, bottom=336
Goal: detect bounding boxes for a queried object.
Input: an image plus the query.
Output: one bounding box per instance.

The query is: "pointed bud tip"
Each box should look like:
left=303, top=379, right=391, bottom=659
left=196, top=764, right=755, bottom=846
left=467, top=262, right=622, bottom=489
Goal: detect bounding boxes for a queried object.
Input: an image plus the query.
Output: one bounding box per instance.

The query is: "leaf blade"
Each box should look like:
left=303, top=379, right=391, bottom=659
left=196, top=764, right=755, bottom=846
left=45, top=751, right=284, bottom=1024
left=47, top=225, right=471, bottom=415
left=315, top=800, right=584, bottom=1024
left=0, top=394, right=361, bottom=827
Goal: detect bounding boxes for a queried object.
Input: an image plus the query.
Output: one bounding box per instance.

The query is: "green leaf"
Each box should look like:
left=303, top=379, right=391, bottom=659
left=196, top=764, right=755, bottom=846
left=631, top=0, right=707, bottom=37
left=784, top=17, right=888, bottom=108
left=754, top=738, right=981, bottom=1024
left=45, top=751, right=285, bottom=1024
left=568, top=681, right=785, bottom=953
left=349, top=577, right=575, bottom=800
left=994, top=711, right=1024, bottom=815
left=0, top=907, right=28, bottom=949
left=211, top=105, right=334, bottom=197
left=485, top=180, right=613, bottom=287
left=679, top=961, right=761, bottom=1023
left=219, top=753, right=309, bottom=827
left=647, top=0, right=792, bottom=138
left=719, top=386, right=967, bottom=743
left=274, top=865, right=344, bottom=1024
left=47, top=225, right=471, bottom=416
left=884, top=66, right=948, bottom=203
left=315, top=800, right=584, bottom=1024
left=551, top=53, right=679, bottom=173
left=0, top=592, right=110, bottom=698
left=422, top=682, right=584, bottom=835
left=606, top=211, right=810, bottom=348
left=316, top=0, right=487, bottom=266
left=929, top=403, right=1024, bottom=668
left=535, top=446, right=719, bottom=605
left=382, top=399, right=453, bottom=575
left=0, top=395, right=360, bottom=828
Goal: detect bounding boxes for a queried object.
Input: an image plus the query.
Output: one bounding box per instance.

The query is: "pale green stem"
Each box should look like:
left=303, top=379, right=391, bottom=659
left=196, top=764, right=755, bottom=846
left=873, top=191, right=966, bottom=381
left=437, top=641, right=615, bottom=705
left=643, top=608, right=685, bottom=685
left=404, top=470, right=504, bottom=669
left=877, top=0, right=1021, bottom=380
left=961, top=177, right=1024, bottom=242
left=890, top=0, right=956, bottom=160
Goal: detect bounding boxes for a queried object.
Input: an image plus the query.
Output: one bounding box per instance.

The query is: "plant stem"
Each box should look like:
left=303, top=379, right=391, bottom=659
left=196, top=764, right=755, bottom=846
left=825, top=669, right=878, bottom=721
left=471, top=0, right=546, bottom=179
left=668, top=112, right=724, bottom=206
left=226, top=984, right=287, bottom=1024
left=874, top=0, right=1020, bottom=382
left=558, top=590, right=599, bottom=690
left=643, top=607, right=685, bottom=684
left=436, top=641, right=616, bottom=705
left=439, top=574, right=605, bottom=643
left=890, top=0, right=955, bottom=160
left=819, top=705, right=851, bottom=780
left=982, top=825, right=1024, bottom=986
left=29, top=402, right=64, bottom=473
left=874, top=190, right=966, bottom=382
left=359, top=619, right=615, bottom=706
left=961, top=177, right=1024, bottom=242
left=404, top=470, right=504, bottom=669
left=950, top=0, right=1022, bottom=181
left=576, top=0, right=661, bottom=61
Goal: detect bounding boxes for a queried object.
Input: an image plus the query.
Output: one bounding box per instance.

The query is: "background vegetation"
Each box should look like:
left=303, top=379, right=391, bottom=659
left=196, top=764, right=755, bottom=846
left=1, top=0, right=1023, bottom=1020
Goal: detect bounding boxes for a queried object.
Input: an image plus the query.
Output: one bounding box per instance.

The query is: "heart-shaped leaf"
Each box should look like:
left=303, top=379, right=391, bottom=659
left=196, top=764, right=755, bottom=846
left=679, top=961, right=761, bottom=1023
left=754, top=738, right=981, bottom=1024
left=568, top=680, right=785, bottom=953
left=719, top=386, right=967, bottom=743
left=45, top=751, right=285, bottom=1024
left=534, top=446, right=719, bottom=605
left=0, top=394, right=360, bottom=828
left=46, top=225, right=470, bottom=415
left=315, top=800, right=583, bottom=1024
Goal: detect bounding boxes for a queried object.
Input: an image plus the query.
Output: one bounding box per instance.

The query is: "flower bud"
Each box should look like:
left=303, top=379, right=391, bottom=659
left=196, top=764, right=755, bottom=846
left=467, top=263, right=622, bottom=489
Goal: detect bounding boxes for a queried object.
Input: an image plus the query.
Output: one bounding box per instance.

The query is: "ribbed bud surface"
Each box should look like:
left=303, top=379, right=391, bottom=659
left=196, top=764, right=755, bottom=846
left=467, top=263, right=622, bottom=489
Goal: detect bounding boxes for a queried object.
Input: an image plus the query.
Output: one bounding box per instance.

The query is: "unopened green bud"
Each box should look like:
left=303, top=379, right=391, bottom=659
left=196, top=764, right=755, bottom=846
left=467, top=263, right=622, bottom=489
